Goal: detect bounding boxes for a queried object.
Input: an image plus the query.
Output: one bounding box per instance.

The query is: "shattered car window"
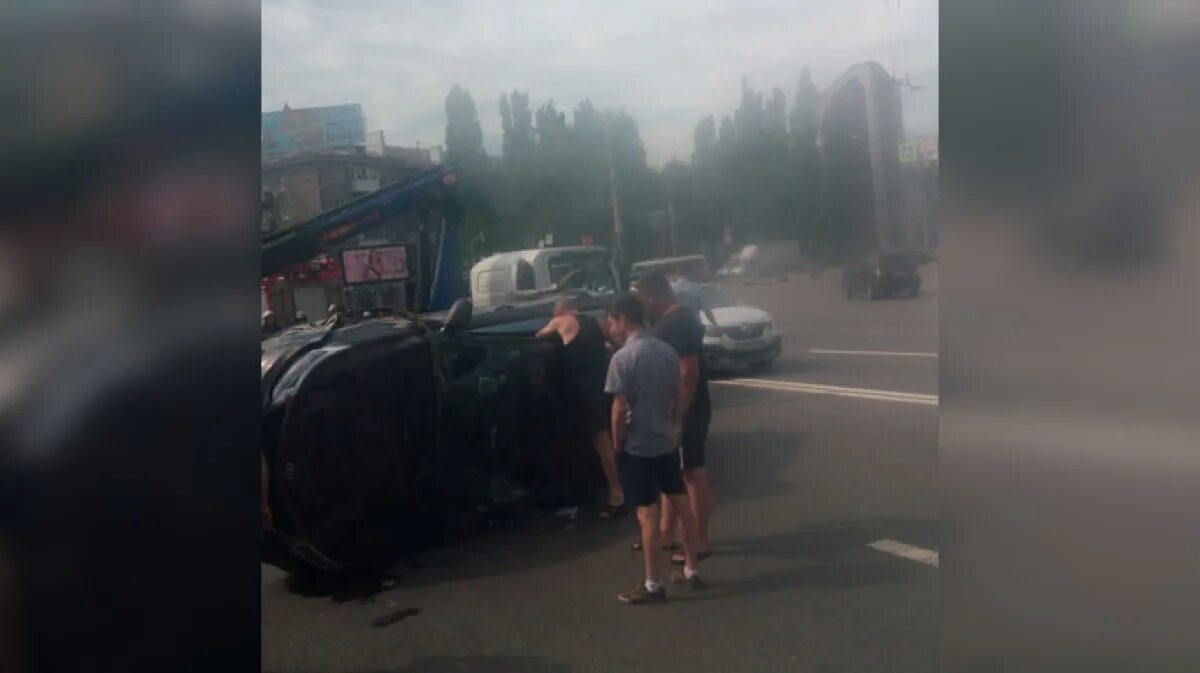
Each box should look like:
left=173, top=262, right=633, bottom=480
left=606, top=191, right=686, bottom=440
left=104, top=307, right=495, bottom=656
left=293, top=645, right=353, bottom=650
left=548, top=255, right=616, bottom=294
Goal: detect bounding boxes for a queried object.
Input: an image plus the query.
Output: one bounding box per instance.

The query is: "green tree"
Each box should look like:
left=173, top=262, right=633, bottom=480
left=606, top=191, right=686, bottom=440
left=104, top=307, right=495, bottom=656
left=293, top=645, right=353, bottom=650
left=442, top=88, right=670, bottom=263
left=570, top=100, right=615, bottom=248
left=498, top=89, right=534, bottom=164
left=717, top=115, right=736, bottom=165
left=443, top=86, right=494, bottom=264
left=789, top=68, right=820, bottom=146
left=664, top=158, right=715, bottom=257
left=734, top=76, right=765, bottom=155
left=685, top=73, right=825, bottom=249
left=687, top=115, right=723, bottom=257
left=761, top=87, right=792, bottom=239
left=498, top=93, right=512, bottom=156
left=715, top=114, right=739, bottom=247
left=728, top=77, right=771, bottom=240
left=765, top=88, right=788, bottom=154
left=444, top=85, right=485, bottom=169
left=528, top=100, right=572, bottom=244
left=606, top=109, right=647, bottom=175
left=534, top=100, right=569, bottom=160
left=692, top=116, right=717, bottom=168
left=492, top=90, right=539, bottom=249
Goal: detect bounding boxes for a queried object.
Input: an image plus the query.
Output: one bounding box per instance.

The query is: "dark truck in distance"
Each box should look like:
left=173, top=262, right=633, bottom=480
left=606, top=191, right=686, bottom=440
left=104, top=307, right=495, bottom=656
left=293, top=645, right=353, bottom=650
left=842, top=252, right=923, bottom=300
left=260, top=295, right=612, bottom=576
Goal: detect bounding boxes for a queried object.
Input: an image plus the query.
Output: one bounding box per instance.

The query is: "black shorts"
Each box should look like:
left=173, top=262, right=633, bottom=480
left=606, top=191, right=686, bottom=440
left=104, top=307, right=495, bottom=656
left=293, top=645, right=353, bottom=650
left=574, top=392, right=610, bottom=437
left=680, top=410, right=711, bottom=470
left=618, top=451, right=686, bottom=507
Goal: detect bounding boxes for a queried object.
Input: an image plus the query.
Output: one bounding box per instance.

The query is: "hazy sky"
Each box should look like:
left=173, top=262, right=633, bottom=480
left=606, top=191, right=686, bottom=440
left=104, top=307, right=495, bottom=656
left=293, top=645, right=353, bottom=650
left=263, top=0, right=938, bottom=166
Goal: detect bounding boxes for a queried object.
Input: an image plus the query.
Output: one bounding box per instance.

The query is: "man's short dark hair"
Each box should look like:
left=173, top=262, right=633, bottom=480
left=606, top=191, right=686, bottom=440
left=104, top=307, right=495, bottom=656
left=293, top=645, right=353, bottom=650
left=634, top=270, right=674, bottom=300
left=609, top=293, right=645, bottom=326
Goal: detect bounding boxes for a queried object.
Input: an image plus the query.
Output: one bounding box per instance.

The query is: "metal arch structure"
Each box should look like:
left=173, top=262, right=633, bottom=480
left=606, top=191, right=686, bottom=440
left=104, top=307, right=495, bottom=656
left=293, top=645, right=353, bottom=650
left=817, top=62, right=911, bottom=256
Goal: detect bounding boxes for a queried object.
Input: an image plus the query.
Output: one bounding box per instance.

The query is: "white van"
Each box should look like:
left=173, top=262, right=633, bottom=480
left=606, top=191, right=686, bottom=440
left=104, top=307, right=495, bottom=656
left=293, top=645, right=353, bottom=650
left=630, top=255, right=713, bottom=286
left=469, top=246, right=620, bottom=308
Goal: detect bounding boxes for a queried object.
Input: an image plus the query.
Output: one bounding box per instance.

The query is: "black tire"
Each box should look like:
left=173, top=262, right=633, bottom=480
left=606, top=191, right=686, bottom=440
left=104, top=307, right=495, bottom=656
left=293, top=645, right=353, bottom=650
left=747, top=357, right=775, bottom=374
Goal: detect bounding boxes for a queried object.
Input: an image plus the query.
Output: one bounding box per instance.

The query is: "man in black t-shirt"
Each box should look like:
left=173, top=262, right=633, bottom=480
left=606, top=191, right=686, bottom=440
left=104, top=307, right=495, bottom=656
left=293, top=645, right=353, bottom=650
left=536, top=294, right=626, bottom=517
left=634, top=271, right=714, bottom=564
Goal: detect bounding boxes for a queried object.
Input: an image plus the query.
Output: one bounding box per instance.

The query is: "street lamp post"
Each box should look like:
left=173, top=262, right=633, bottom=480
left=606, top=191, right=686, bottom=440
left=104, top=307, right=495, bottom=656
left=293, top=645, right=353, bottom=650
left=603, top=119, right=628, bottom=286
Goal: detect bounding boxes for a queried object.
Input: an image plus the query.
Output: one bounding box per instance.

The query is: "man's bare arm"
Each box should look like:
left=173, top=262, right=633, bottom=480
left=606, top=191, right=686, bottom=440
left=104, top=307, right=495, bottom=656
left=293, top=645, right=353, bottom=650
left=535, top=315, right=564, bottom=339
left=672, top=374, right=688, bottom=427
left=611, top=394, right=628, bottom=453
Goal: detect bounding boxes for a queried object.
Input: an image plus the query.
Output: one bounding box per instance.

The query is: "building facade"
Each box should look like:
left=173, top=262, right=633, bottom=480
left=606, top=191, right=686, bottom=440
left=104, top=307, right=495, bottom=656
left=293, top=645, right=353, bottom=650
left=261, top=151, right=432, bottom=236
left=262, top=103, right=366, bottom=161
left=818, top=62, right=907, bottom=257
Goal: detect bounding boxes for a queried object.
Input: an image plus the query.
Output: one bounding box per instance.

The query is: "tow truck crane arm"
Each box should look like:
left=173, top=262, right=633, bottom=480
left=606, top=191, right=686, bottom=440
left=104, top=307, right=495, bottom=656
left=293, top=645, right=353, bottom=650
left=261, top=164, right=465, bottom=311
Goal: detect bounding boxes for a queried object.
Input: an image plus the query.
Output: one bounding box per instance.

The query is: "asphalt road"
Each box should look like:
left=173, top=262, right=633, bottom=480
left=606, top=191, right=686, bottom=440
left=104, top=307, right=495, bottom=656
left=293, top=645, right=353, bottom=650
left=262, top=263, right=940, bottom=673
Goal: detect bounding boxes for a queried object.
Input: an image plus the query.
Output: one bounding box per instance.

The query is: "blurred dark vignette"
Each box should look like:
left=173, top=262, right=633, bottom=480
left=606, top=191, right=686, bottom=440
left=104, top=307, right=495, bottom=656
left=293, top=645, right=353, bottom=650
left=0, top=2, right=261, bottom=672
left=943, top=2, right=1199, bottom=671
left=0, top=0, right=1197, bottom=671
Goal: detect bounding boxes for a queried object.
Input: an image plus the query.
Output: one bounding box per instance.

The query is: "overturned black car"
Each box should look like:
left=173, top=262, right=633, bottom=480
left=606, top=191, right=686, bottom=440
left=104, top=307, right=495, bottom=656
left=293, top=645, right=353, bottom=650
left=261, top=296, right=613, bottom=575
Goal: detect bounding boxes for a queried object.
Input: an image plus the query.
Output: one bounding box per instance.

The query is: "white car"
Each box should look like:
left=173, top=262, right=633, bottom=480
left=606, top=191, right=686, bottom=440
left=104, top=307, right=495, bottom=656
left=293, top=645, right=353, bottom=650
left=470, top=246, right=618, bottom=309
left=673, top=281, right=781, bottom=372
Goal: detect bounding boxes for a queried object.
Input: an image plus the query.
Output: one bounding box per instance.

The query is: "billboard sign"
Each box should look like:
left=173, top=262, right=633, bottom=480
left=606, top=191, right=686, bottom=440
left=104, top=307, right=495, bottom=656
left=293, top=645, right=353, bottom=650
left=340, top=245, right=409, bottom=285
left=914, top=136, right=938, bottom=162
left=262, top=104, right=365, bottom=160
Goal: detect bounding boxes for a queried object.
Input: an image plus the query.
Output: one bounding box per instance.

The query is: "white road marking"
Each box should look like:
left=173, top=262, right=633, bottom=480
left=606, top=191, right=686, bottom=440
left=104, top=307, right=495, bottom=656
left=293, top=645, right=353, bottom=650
left=868, top=539, right=939, bottom=567
left=712, top=377, right=939, bottom=406
left=809, top=348, right=938, bottom=358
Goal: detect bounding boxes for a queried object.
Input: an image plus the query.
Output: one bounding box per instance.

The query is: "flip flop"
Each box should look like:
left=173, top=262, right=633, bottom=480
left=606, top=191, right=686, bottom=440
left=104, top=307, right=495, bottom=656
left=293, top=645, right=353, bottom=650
left=599, top=502, right=628, bottom=519
left=670, top=550, right=711, bottom=565
left=631, top=540, right=680, bottom=552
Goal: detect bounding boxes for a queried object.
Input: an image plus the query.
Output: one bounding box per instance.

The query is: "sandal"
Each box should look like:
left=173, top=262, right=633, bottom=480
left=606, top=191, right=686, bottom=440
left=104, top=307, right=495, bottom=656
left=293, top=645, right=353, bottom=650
left=631, top=540, right=680, bottom=552
left=599, top=502, right=628, bottom=519
left=670, top=550, right=711, bottom=565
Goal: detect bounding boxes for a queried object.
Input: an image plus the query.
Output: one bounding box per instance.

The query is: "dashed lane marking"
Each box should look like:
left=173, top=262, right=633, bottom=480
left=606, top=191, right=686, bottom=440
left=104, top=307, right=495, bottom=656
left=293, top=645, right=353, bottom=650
left=712, top=377, right=938, bottom=406
left=809, top=348, right=938, bottom=358
left=868, top=539, right=940, bottom=567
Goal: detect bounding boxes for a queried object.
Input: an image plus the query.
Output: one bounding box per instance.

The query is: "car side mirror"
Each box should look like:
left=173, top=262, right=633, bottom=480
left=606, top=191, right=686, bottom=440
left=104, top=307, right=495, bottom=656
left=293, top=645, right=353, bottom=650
left=443, top=298, right=473, bottom=333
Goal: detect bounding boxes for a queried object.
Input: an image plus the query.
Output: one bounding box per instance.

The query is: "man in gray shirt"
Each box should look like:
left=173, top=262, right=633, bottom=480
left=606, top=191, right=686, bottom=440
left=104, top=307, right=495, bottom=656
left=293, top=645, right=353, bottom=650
left=605, top=293, right=704, bottom=604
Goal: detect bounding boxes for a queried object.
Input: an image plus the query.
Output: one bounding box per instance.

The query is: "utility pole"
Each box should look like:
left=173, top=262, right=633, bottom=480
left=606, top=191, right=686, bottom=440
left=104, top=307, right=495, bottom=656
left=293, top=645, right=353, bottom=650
left=603, top=119, right=627, bottom=275
left=666, top=178, right=677, bottom=256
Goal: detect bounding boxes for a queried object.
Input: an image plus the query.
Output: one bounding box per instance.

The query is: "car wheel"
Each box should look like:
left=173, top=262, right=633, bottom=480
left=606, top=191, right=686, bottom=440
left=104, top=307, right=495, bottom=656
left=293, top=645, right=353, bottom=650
left=747, top=358, right=775, bottom=374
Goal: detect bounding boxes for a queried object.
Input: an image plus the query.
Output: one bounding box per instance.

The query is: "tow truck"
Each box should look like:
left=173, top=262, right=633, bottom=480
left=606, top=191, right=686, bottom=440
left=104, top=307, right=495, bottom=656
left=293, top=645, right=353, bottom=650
left=261, top=165, right=466, bottom=315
